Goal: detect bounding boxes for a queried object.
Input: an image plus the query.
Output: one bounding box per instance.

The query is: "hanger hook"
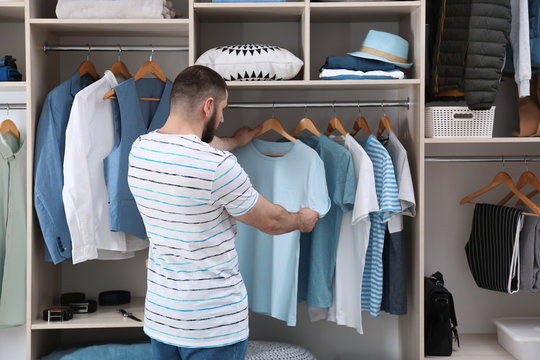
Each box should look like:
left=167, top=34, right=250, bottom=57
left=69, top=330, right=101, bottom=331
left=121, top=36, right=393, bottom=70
left=304, top=103, right=308, bottom=117
left=6, top=104, right=9, bottom=119
left=525, top=154, right=529, bottom=172
left=118, top=46, right=122, bottom=62
left=381, top=102, right=387, bottom=117
left=86, top=45, right=91, bottom=62
left=150, top=45, right=154, bottom=62
left=357, top=100, right=363, bottom=116
left=332, top=101, right=336, bottom=117
left=272, top=102, right=275, bottom=118
left=502, top=155, right=505, bottom=170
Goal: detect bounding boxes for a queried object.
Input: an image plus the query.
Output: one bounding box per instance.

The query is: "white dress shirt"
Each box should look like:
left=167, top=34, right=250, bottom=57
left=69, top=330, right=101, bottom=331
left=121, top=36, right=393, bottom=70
left=63, top=70, right=148, bottom=264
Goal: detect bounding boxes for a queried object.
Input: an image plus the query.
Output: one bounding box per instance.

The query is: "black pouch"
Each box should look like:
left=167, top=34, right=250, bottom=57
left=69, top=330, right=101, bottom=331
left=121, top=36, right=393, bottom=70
left=424, top=271, right=459, bottom=356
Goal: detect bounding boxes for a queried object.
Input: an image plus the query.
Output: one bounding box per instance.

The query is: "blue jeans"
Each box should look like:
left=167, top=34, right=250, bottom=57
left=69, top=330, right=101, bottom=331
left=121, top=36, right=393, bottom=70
left=151, top=339, right=248, bottom=360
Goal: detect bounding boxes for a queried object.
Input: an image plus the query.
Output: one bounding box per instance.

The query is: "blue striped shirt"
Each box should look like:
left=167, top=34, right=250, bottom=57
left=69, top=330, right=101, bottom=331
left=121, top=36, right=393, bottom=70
left=360, top=135, right=401, bottom=317
left=128, top=131, right=258, bottom=348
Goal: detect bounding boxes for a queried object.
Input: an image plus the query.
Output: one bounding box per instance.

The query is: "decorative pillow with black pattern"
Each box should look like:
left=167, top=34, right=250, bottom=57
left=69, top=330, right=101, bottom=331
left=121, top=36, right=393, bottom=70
left=195, top=44, right=304, bottom=81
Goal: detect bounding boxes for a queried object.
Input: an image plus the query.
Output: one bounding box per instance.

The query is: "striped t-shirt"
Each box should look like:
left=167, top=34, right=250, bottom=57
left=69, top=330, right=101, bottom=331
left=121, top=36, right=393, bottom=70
left=360, top=135, right=401, bottom=317
left=128, top=131, right=259, bottom=348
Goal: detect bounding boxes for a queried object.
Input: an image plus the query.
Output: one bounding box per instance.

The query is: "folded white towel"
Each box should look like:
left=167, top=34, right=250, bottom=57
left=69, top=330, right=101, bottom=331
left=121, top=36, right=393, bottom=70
left=56, top=0, right=164, bottom=19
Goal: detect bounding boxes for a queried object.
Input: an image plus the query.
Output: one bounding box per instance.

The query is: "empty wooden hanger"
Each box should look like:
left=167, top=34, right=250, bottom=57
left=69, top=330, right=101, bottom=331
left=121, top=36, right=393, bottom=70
left=499, top=167, right=540, bottom=206
left=0, top=106, right=20, bottom=140
left=350, top=106, right=371, bottom=137
left=291, top=106, right=320, bottom=137
left=104, top=48, right=166, bottom=101
left=109, top=48, right=132, bottom=80
left=460, top=171, right=540, bottom=216
left=324, top=104, right=347, bottom=136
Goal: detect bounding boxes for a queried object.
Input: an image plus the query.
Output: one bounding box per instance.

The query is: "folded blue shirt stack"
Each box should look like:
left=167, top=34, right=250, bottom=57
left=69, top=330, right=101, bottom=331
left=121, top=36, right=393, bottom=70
left=0, top=55, right=23, bottom=81
left=319, top=56, right=405, bottom=80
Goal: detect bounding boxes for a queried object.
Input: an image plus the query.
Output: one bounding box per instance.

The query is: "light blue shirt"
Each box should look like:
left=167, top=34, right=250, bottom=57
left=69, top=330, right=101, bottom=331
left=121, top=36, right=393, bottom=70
left=233, top=139, right=330, bottom=325
left=0, top=133, right=26, bottom=328
left=297, top=135, right=356, bottom=308
left=104, top=77, right=172, bottom=240
left=359, top=135, right=401, bottom=317
left=34, top=71, right=95, bottom=263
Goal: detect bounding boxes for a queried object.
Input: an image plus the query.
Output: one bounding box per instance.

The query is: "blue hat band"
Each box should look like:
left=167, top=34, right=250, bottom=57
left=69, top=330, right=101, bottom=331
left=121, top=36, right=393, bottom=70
left=358, top=46, right=408, bottom=64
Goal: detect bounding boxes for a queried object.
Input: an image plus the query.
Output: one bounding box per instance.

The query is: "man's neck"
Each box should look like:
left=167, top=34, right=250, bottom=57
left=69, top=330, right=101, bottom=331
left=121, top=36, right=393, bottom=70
left=157, top=115, right=203, bottom=138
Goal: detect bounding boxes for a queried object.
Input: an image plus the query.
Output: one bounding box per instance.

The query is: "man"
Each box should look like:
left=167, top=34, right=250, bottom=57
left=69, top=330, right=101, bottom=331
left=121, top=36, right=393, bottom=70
left=127, top=65, right=320, bottom=360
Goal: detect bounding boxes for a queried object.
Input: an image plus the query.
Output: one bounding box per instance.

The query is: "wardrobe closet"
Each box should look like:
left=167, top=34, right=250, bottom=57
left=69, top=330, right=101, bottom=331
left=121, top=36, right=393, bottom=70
left=0, top=0, right=439, bottom=358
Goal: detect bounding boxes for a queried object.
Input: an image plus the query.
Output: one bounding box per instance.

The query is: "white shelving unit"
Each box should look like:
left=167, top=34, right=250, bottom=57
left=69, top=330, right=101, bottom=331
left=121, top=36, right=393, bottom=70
left=0, top=1, right=24, bottom=21
left=8, top=1, right=530, bottom=359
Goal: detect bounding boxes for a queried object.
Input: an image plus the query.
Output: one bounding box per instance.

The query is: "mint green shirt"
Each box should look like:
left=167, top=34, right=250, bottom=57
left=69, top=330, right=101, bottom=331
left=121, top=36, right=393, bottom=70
left=0, top=132, right=26, bottom=328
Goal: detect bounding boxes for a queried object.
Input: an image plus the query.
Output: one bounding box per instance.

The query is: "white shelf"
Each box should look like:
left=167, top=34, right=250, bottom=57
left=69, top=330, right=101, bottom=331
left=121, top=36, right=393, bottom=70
left=31, top=297, right=145, bottom=330
left=194, top=2, right=305, bottom=21
left=29, top=19, right=190, bottom=37
left=424, top=137, right=540, bottom=144
left=0, top=81, right=26, bottom=91
left=426, top=334, right=514, bottom=360
left=0, top=2, right=24, bottom=21
left=226, top=78, right=420, bottom=89
left=310, top=1, right=420, bottom=22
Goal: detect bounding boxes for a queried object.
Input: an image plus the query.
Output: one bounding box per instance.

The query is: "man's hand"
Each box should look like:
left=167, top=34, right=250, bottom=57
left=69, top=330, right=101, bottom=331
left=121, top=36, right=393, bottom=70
left=210, top=125, right=262, bottom=151
left=231, top=125, right=262, bottom=148
left=297, top=207, right=319, bottom=232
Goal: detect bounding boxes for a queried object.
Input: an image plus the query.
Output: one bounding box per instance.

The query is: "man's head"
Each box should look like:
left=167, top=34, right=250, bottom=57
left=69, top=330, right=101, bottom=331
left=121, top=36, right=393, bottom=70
left=170, top=65, right=228, bottom=143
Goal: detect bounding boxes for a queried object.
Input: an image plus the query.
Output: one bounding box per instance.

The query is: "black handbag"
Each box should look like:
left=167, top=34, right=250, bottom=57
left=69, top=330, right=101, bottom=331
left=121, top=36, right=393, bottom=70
left=424, top=272, right=459, bottom=356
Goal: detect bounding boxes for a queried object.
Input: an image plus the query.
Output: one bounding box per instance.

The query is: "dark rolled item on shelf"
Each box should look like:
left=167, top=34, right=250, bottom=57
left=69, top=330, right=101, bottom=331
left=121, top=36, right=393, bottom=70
left=43, top=306, right=73, bottom=322
left=99, top=290, right=131, bottom=306
left=60, top=292, right=85, bottom=306
left=69, top=300, right=98, bottom=314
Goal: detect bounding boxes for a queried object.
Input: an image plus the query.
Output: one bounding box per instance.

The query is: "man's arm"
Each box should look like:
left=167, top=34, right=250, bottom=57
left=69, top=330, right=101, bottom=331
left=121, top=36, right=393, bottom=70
left=234, top=194, right=319, bottom=235
left=210, top=125, right=262, bottom=151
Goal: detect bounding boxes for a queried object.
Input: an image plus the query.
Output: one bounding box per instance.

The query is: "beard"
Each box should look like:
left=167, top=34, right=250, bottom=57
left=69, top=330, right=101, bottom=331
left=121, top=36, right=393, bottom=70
left=201, top=109, right=218, bottom=143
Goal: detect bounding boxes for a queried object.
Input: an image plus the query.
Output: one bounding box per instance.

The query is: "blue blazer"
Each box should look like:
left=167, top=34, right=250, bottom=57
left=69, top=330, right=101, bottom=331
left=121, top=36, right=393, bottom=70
left=34, top=71, right=95, bottom=264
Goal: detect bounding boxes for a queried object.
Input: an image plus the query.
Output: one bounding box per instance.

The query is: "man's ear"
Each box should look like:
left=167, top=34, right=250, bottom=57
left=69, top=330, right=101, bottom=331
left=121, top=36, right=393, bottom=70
left=202, top=97, right=214, bottom=119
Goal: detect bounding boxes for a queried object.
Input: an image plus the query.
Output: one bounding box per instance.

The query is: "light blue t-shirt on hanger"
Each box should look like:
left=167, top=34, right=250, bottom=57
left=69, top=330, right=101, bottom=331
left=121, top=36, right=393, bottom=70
left=233, top=139, right=331, bottom=326
left=297, top=135, right=357, bottom=308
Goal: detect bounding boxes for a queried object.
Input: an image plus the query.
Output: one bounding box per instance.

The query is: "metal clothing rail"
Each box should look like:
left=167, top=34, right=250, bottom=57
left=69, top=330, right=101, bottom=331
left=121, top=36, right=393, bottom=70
left=227, top=99, right=410, bottom=109
left=0, top=103, right=26, bottom=110
left=425, top=156, right=540, bottom=163
left=43, top=44, right=189, bottom=54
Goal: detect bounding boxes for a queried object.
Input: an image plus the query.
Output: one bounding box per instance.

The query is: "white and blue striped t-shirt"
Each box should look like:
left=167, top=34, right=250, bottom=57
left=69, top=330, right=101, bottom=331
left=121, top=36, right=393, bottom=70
left=128, top=131, right=259, bottom=348
left=360, top=135, right=401, bottom=317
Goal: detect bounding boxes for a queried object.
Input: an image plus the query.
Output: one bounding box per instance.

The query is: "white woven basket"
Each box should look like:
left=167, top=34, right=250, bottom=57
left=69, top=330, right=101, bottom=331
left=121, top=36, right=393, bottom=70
left=425, top=106, right=495, bottom=138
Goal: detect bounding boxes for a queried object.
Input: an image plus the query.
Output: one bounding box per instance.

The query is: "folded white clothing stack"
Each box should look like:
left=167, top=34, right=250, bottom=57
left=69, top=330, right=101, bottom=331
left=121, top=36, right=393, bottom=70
left=56, top=0, right=178, bottom=19
left=319, top=68, right=405, bottom=80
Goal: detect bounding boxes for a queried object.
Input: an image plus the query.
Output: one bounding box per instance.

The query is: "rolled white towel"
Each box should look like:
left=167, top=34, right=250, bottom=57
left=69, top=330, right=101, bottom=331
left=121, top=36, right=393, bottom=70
left=56, top=0, right=164, bottom=19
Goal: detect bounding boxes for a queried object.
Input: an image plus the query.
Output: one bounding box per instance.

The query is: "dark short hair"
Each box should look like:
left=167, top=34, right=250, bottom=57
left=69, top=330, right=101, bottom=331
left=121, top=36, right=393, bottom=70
left=170, top=65, right=227, bottom=113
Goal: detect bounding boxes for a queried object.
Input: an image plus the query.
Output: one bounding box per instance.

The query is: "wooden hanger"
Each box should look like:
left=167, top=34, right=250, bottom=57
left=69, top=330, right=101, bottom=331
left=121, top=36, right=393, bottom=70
left=460, top=172, right=540, bottom=216
left=0, top=119, right=20, bottom=140
left=256, top=117, right=296, bottom=156
left=517, top=189, right=539, bottom=206
left=375, top=115, right=392, bottom=138
left=291, top=117, right=320, bottom=137
left=324, top=117, right=347, bottom=136
left=499, top=171, right=540, bottom=206
left=350, top=116, right=371, bottom=137
left=109, top=48, right=132, bottom=80
left=103, top=51, right=166, bottom=101
left=78, top=60, right=99, bottom=81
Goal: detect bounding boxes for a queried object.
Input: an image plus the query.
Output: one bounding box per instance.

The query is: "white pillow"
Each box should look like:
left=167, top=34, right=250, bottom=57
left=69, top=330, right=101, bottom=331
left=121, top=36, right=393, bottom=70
left=195, top=44, right=304, bottom=81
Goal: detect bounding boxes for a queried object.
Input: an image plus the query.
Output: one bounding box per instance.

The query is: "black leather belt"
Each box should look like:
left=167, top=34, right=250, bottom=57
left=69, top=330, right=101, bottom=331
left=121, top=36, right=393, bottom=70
left=43, top=307, right=73, bottom=322
left=99, top=290, right=131, bottom=306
